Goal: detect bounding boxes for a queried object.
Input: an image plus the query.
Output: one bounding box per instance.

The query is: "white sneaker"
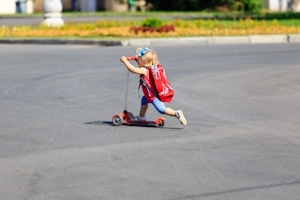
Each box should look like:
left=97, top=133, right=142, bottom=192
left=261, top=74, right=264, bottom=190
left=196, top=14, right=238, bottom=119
left=176, top=110, right=187, bottom=125
left=134, top=116, right=147, bottom=121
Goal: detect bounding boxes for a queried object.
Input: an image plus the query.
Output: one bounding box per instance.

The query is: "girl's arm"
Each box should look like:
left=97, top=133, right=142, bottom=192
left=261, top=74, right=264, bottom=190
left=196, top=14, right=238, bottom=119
left=120, top=56, right=147, bottom=75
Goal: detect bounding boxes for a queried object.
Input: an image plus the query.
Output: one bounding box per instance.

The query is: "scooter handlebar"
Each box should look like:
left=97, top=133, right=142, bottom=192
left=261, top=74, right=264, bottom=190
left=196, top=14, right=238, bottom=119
left=126, top=55, right=137, bottom=61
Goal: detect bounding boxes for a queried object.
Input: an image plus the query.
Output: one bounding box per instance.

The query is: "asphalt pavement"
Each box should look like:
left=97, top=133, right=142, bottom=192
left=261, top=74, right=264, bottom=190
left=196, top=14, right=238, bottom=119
left=0, top=44, right=300, bottom=200
left=1, top=14, right=300, bottom=200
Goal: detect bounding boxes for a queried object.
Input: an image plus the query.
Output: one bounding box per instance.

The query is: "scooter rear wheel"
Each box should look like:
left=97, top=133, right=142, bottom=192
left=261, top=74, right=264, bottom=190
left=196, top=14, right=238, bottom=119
left=158, top=119, right=165, bottom=127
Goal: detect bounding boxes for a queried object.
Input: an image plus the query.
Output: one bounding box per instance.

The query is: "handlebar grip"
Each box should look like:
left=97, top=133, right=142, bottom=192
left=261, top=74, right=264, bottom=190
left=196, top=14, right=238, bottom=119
left=126, top=55, right=137, bottom=61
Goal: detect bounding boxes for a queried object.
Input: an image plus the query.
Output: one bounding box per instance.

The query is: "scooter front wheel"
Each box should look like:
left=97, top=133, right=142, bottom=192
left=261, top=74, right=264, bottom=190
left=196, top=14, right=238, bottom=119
left=112, top=114, right=123, bottom=126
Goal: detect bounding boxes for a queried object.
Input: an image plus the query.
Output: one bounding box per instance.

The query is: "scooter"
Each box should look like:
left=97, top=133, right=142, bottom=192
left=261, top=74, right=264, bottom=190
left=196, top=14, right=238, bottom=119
left=111, top=56, right=165, bottom=127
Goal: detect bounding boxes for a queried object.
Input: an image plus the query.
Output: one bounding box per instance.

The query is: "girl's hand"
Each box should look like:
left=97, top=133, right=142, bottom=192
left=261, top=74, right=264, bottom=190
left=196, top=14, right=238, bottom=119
left=120, top=56, right=127, bottom=63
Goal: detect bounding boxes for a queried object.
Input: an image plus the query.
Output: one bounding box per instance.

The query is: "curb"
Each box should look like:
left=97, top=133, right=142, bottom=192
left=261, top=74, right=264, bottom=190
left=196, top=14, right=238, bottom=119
left=1, top=34, right=300, bottom=46
left=0, top=38, right=123, bottom=46
left=124, top=34, right=300, bottom=46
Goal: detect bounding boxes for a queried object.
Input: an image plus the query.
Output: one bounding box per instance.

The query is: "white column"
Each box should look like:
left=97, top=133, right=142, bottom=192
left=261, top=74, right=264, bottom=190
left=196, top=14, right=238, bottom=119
left=0, top=0, right=16, bottom=14
left=27, top=0, right=34, bottom=14
left=266, top=0, right=289, bottom=11
left=43, top=0, right=64, bottom=27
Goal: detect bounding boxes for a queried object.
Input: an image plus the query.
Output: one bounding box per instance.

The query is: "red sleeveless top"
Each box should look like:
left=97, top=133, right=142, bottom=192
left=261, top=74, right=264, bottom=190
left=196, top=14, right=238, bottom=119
left=140, top=68, right=157, bottom=103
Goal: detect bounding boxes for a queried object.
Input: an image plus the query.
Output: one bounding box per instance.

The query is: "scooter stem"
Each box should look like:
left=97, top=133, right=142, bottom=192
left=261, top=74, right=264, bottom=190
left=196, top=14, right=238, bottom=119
left=124, top=70, right=129, bottom=111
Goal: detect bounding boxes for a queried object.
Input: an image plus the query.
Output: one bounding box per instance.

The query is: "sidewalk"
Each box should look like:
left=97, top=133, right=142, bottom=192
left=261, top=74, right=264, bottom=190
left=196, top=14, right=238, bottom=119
left=1, top=34, right=300, bottom=46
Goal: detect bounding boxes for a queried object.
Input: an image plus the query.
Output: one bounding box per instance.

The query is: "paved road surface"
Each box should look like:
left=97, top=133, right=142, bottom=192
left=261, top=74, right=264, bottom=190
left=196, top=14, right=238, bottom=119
left=0, top=15, right=144, bottom=26
left=0, top=44, right=299, bottom=200
left=0, top=15, right=189, bottom=26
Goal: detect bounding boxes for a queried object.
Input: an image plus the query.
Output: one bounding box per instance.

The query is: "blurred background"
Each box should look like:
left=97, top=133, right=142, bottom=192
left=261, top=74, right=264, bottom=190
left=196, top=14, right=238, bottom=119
left=0, top=0, right=299, bottom=15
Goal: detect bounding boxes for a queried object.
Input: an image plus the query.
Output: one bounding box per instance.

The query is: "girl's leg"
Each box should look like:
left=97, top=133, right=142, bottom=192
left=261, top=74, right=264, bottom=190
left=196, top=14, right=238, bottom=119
left=138, top=96, right=148, bottom=120
left=151, top=98, right=166, bottom=114
left=163, top=107, right=176, bottom=116
left=139, top=104, right=148, bottom=117
left=152, top=98, right=187, bottom=125
left=151, top=98, right=175, bottom=116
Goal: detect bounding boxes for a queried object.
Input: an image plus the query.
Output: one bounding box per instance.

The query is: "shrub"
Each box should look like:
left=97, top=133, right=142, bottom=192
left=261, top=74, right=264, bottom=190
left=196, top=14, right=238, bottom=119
left=130, top=17, right=175, bottom=34
left=142, top=17, right=164, bottom=28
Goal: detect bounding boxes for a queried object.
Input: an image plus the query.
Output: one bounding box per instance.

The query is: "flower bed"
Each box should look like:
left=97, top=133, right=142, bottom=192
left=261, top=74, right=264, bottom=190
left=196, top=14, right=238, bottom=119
left=0, top=18, right=299, bottom=38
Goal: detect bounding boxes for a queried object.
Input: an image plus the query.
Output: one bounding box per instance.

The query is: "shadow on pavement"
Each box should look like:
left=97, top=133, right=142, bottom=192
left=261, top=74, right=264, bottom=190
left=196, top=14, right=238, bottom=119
left=84, top=120, right=183, bottom=129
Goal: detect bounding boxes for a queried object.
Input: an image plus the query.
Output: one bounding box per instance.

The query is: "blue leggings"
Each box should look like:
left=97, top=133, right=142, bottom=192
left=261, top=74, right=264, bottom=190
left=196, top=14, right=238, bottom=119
left=141, top=96, right=165, bottom=114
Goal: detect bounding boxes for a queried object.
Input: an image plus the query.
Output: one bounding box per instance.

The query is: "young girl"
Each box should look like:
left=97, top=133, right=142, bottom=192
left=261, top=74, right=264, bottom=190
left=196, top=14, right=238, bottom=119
left=120, top=47, right=187, bottom=125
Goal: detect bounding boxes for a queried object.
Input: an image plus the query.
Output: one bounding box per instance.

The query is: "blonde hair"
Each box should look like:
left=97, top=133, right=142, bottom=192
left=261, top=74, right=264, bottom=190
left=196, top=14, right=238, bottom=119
left=136, top=47, right=159, bottom=67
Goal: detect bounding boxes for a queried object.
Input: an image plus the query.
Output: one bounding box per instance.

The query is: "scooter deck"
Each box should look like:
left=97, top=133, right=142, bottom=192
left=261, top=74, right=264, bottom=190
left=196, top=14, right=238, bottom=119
left=124, top=118, right=164, bottom=127
left=112, top=112, right=165, bottom=127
